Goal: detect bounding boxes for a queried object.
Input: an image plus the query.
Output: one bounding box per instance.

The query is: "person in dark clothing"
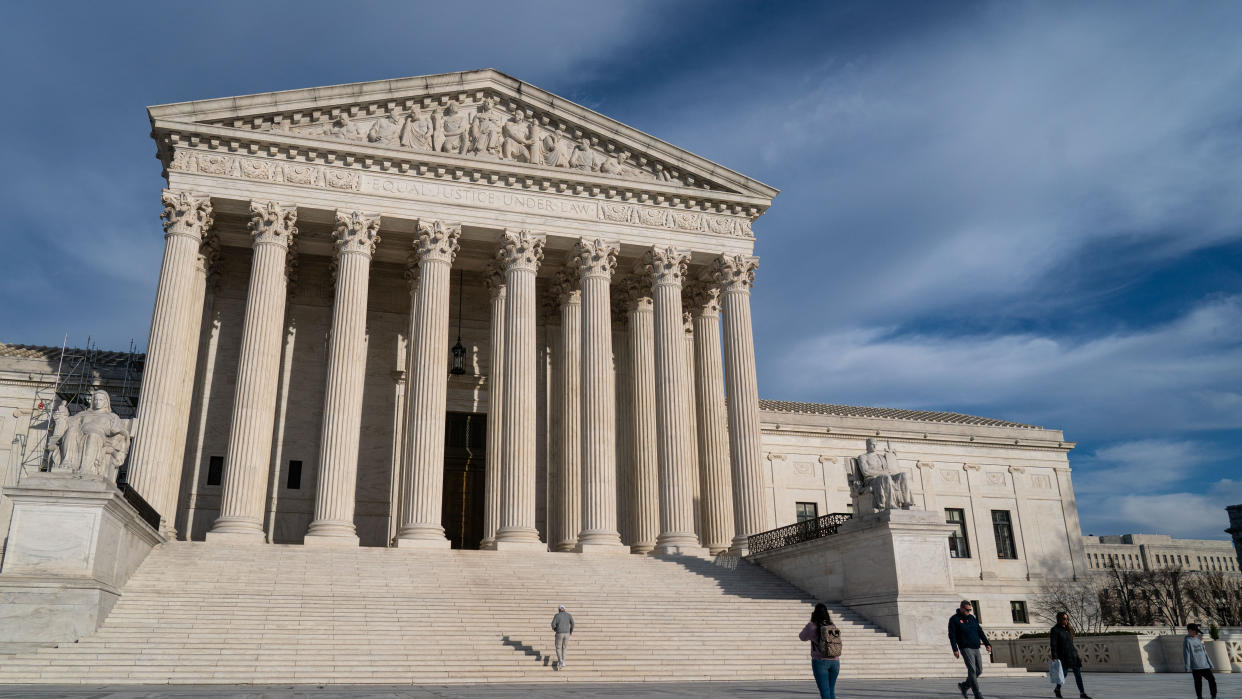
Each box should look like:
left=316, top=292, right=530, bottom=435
left=948, top=600, right=991, bottom=699
left=1049, top=612, right=1092, bottom=698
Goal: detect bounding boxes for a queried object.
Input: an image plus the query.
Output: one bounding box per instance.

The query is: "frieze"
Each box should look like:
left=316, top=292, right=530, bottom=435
left=224, top=91, right=721, bottom=192
left=169, top=148, right=753, bottom=239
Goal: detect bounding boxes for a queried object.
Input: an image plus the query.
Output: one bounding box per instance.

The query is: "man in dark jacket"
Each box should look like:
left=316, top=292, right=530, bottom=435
left=948, top=600, right=991, bottom=699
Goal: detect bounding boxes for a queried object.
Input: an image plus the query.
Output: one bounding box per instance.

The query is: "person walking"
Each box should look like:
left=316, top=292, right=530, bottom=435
left=550, top=604, right=574, bottom=670
left=948, top=600, right=990, bottom=699
left=798, top=602, right=841, bottom=699
left=1049, top=612, right=1092, bottom=698
left=1184, top=623, right=1217, bottom=699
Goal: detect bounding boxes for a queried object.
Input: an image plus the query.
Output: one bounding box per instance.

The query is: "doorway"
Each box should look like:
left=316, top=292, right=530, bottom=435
left=442, top=411, right=486, bottom=549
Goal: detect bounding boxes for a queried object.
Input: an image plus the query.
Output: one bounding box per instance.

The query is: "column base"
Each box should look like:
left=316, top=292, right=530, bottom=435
left=654, top=533, right=710, bottom=558
left=493, top=540, right=548, bottom=552
left=729, top=535, right=752, bottom=558
left=204, top=529, right=267, bottom=544
left=394, top=536, right=451, bottom=549
left=630, top=543, right=655, bottom=554
left=553, top=542, right=578, bottom=552
left=576, top=541, right=630, bottom=555
left=303, top=533, right=360, bottom=547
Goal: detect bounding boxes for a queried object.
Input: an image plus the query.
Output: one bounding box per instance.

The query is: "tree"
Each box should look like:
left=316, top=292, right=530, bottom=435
left=1142, top=567, right=1191, bottom=630
left=1100, top=563, right=1150, bottom=626
left=1185, top=570, right=1242, bottom=627
left=1033, top=578, right=1105, bottom=633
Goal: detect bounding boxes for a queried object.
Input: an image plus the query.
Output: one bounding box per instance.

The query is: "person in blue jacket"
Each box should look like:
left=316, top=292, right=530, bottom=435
left=948, top=600, right=991, bottom=699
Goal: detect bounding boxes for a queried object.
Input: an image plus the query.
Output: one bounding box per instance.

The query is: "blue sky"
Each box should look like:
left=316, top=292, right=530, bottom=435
left=1, top=1, right=1239, bottom=539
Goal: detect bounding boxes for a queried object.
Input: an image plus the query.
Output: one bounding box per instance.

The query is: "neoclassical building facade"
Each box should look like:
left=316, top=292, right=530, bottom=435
left=131, top=70, right=775, bottom=557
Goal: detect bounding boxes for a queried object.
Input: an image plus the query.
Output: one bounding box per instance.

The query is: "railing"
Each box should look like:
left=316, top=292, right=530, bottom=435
left=748, top=512, right=853, bottom=555
left=119, top=482, right=161, bottom=532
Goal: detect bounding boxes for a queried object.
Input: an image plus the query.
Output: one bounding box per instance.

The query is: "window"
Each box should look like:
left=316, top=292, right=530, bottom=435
left=946, top=508, right=971, bottom=558
left=971, top=600, right=982, bottom=623
left=287, top=460, right=303, bottom=489
left=992, top=510, right=1018, bottom=560
left=1010, top=600, right=1029, bottom=624
left=206, top=456, right=224, bottom=486
left=846, top=502, right=854, bottom=514
left=795, top=502, right=819, bottom=523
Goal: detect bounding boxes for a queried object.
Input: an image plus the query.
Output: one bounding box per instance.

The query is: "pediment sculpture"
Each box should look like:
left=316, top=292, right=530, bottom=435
left=48, top=390, right=132, bottom=483
left=848, top=438, right=916, bottom=514
left=255, top=95, right=701, bottom=188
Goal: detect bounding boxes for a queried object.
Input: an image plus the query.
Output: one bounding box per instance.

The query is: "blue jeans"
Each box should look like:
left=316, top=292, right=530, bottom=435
left=811, top=658, right=840, bottom=699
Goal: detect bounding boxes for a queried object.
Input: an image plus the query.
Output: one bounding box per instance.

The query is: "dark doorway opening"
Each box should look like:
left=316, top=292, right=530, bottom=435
left=443, top=411, right=486, bottom=549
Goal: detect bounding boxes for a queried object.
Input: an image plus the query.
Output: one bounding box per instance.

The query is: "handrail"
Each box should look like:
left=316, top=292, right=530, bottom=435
left=747, top=512, right=853, bottom=555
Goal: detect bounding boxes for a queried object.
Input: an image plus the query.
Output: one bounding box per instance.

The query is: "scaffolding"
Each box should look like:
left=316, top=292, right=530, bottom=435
left=15, top=336, right=142, bottom=476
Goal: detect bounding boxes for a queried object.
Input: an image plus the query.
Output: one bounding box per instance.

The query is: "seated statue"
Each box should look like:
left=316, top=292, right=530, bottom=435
left=49, top=390, right=132, bottom=482
left=848, top=438, right=914, bottom=513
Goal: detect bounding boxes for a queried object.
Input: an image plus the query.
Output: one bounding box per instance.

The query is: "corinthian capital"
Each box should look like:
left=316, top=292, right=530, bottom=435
left=248, top=201, right=298, bottom=248
left=413, top=219, right=461, bottom=265
left=574, top=238, right=619, bottom=280
left=643, top=246, right=690, bottom=287
left=616, top=274, right=654, bottom=312
left=333, top=210, right=382, bottom=257
left=160, top=190, right=213, bottom=241
left=195, top=234, right=221, bottom=276
left=551, top=266, right=581, bottom=307
left=483, top=258, right=506, bottom=299
left=711, top=254, right=759, bottom=293
left=497, top=229, right=545, bottom=272
left=684, top=278, right=721, bottom=316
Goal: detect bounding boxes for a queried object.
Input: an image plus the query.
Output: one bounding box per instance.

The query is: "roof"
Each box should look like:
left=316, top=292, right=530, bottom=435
left=0, top=343, right=143, bottom=369
left=758, top=399, right=1041, bottom=429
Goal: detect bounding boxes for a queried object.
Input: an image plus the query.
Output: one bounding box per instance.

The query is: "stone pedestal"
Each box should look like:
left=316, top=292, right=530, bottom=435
left=0, top=473, right=164, bottom=645
left=749, top=509, right=959, bottom=643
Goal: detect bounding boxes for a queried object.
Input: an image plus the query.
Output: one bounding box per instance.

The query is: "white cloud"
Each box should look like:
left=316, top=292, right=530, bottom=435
left=1073, top=439, right=1215, bottom=496
left=774, top=295, right=1242, bottom=439
left=1078, top=479, right=1242, bottom=540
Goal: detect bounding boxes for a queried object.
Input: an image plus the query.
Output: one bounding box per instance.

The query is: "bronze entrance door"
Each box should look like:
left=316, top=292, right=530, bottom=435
left=442, top=411, right=486, bottom=549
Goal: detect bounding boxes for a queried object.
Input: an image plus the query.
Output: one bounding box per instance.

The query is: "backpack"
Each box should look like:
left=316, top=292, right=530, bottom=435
left=817, top=623, right=842, bottom=658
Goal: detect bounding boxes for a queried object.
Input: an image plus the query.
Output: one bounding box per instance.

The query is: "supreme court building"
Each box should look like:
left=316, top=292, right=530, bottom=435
left=1, top=72, right=1093, bottom=635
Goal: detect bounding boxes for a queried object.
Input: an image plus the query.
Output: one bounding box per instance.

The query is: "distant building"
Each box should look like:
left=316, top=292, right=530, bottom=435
left=1227, top=505, right=1242, bottom=564
left=1083, top=533, right=1239, bottom=574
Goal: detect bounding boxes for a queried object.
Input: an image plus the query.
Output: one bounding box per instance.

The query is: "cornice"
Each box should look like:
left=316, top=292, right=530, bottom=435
left=759, top=423, right=1075, bottom=454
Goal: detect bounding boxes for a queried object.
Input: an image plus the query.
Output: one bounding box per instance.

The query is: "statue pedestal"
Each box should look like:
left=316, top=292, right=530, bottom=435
left=0, top=472, right=164, bottom=646
left=750, top=509, right=959, bottom=643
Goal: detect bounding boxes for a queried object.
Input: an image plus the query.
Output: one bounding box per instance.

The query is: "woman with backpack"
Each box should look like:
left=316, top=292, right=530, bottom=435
left=799, top=602, right=841, bottom=699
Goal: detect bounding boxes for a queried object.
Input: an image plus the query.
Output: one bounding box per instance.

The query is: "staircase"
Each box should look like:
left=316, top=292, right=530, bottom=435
left=0, top=542, right=1031, bottom=684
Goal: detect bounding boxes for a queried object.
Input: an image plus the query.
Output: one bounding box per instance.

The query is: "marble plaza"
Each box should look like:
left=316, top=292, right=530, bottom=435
left=0, top=70, right=1103, bottom=683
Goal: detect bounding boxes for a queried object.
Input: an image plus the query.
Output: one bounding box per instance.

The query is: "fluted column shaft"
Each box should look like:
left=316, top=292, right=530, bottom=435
left=208, top=201, right=298, bottom=543
left=494, top=230, right=546, bottom=550
left=682, top=310, right=701, bottom=537
left=128, top=190, right=213, bottom=535
left=396, top=221, right=460, bottom=547
left=480, top=263, right=506, bottom=549
left=305, top=211, right=381, bottom=546
left=646, top=247, right=704, bottom=555
left=626, top=282, right=659, bottom=554
left=715, top=255, right=765, bottom=556
left=553, top=272, right=582, bottom=552
left=576, top=239, right=626, bottom=552
left=689, top=283, right=735, bottom=554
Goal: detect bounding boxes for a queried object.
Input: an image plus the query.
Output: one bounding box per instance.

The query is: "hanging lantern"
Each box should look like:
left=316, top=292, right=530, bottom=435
left=450, top=269, right=466, bottom=375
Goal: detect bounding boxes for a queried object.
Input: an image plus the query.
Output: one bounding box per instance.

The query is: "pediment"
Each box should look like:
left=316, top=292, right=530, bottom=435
left=147, top=69, right=777, bottom=205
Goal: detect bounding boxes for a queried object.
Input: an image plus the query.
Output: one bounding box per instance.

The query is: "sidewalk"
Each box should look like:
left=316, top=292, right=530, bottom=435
left=0, top=673, right=1236, bottom=697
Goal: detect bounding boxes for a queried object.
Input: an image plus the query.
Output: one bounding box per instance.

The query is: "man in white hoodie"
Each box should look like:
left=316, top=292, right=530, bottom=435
left=551, top=605, right=574, bottom=670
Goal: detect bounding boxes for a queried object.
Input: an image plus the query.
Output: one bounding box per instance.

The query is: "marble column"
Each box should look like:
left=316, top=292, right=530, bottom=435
left=623, top=276, right=659, bottom=554
left=687, top=281, right=735, bottom=555
left=390, top=260, right=419, bottom=543
left=575, top=238, right=627, bottom=553
left=128, top=190, right=213, bottom=536
left=682, top=307, right=701, bottom=537
left=645, top=246, right=706, bottom=556
left=612, top=318, right=633, bottom=547
left=494, top=229, right=547, bottom=551
left=396, top=220, right=461, bottom=548
left=207, top=200, right=298, bottom=543
left=305, top=210, right=381, bottom=546
left=479, top=260, right=506, bottom=550
left=551, top=267, right=582, bottom=552
left=713, top=254, right=765, bottom=557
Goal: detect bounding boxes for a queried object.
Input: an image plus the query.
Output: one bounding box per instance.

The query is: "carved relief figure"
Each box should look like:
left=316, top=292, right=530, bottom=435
left=849, top=439, right=915, bottom=512
left=367, top=112, right=402, bottom=145
left=49, top=390, right=132, bottom=482
left=532, top=127, right=563, bottom=167
left=435, top=101, right=471, bottom=154
left=399, top=107, right=434, bottom=151
left=501, top=111, right=533, bottom=162
left=328, top=113, right=367, bottom=141
left=569, top=137, right=601, bottom=171
left=470, top=97, right=507, bottom=156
